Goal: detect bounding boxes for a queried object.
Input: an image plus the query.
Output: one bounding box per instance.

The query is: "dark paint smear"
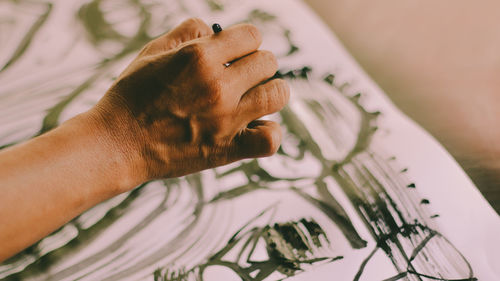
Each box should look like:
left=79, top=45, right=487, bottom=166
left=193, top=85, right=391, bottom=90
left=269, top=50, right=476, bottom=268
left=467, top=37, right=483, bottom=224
left=293, top=187, right=367, bottom=249
left=100, top=175, right=207, bottom=281
left=333, top=159, right=476, bottom=280
left=206, top=0, right=224, bottom=11
left=335, top=160, right=476, bottom=280
left=4, top=183, right=150, bottom=280
left=322, top=75, right=476, bottom=280
left=38, top=72, right=102, bottom=134
left=0, top=3, right=53, bottom=72
left=154, top=211, right=343, bottom=281
left=78, top=0, right=127, bottom=45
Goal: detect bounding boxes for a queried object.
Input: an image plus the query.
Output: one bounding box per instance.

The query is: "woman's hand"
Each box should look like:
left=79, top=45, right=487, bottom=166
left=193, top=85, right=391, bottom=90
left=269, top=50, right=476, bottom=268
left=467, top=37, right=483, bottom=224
left=90, top=18, right=289, bottom=188
left=0, top=18, right=289, bottom=261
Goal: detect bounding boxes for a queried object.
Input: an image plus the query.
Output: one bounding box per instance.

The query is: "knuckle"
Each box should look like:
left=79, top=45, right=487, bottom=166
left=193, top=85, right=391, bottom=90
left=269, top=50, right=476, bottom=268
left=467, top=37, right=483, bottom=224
left=178, top=43, right=208, bottom=64
left=258, top=79, right=289, bottom=113
left=253, top=92, right=268, bottom=112
left=243, top=24, right=262, bottom=44
left=139, top=41, right=156, bottom=56
left=205, top=79, right=223, bottom=100
left=275, top=79, right=290, bottom=105
left=184, top=17, right=204, bottom=28
left=253, top=88, right=271, bottom=113
left=261, top=50, right=278, bottom=68
left=202, top=118, right=230, bottom=144
left=184, top=17, right=211, bottom=34
left=256, top=50, right=278, bottom=77
left=195, top=77, right=223, bottom=107
left=261, top=127, right=281, bottom=156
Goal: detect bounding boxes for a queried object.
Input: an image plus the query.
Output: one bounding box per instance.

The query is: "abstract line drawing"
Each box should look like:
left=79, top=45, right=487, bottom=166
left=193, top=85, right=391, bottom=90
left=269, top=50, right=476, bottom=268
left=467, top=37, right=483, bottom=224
left=0, top=0, right=491, bottom=280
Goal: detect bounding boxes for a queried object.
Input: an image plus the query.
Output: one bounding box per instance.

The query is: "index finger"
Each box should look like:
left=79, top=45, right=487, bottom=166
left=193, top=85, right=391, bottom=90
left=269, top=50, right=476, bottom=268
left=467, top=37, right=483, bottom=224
left=209, top=23, right=262, bottom=63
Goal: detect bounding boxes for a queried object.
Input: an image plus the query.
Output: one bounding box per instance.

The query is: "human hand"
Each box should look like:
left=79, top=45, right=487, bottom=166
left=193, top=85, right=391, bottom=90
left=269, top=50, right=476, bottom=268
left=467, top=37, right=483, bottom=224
left=87, top=18, right=289, bottom=190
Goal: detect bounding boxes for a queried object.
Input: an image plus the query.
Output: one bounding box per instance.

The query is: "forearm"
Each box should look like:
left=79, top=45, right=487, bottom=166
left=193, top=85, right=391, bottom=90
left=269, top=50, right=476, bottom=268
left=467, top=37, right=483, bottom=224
left=0, top=112, right=133, bottom=261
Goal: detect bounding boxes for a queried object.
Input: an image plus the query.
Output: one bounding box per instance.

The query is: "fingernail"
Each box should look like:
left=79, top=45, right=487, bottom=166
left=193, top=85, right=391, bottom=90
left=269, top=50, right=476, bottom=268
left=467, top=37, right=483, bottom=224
left=212, top=23, right=222, bottom=33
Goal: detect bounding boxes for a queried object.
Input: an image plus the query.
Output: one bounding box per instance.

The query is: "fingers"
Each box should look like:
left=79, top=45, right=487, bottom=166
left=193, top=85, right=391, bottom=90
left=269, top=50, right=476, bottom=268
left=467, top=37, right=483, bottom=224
left=236, top=79, right=290, bottom=124
left=208, top=23, right=262, bottom=64
left=233, top=120, right=282, bottom=159
left=147, top=21, right=261, bottom=62
left=167, top=18, right=213, bottom=47
left=142, top=18, right=212, bottom=55
left=226, top=50, right=278, bottom=95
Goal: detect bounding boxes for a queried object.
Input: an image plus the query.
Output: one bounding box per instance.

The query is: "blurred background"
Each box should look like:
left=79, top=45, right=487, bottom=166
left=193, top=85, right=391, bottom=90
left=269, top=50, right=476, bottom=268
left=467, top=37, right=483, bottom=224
left=305, top=0, right=500, bottom=214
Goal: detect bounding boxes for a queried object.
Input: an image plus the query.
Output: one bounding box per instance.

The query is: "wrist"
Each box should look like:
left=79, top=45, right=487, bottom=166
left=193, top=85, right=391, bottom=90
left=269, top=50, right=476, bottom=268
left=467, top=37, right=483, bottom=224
left=64, top=108, right=148, bottom=195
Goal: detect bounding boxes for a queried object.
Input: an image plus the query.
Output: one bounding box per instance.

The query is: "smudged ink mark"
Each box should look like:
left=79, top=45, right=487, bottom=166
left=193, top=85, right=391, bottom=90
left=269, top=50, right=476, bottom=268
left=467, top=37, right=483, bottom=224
left=154, top=267, right=191, bottom=281
left=284, top=29, right=300, bottom=55
left=0, top=2, right=53, bottom=73
left=293, top=186, right=367, bottom=249
left=248, top=9, right=277, bottom=22
left=323, top=74, right=335, bottom=85
left=4, top=182, right=150, bottom=280
left=338, top=82, right=350, bottom=93
left=154, top=206, right=342, bottom=281
left=353, top=246, right=378, bottom=281
left=245, top=9, right=299, bottom=58
left=407, top=183, right=416, bottom=188
left=206, top=0, right=224, bottom=11
left=38, top=73, right=102, bottom=134
left=274, top=66, right=312, bottom=80
left=78, top=0, right=126, bottom=45
left=420, top=199, right=430, bottom=205
left=0, top=142, right=17, bottom=151
left=354, top=224, right=476, bottom=281
left=209, top=182, right=266, bottom=203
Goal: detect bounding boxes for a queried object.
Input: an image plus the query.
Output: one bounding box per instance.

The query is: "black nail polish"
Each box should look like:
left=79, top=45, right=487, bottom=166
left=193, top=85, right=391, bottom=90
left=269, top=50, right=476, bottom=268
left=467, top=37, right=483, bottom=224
left=212, top=23, right=222, bottom=33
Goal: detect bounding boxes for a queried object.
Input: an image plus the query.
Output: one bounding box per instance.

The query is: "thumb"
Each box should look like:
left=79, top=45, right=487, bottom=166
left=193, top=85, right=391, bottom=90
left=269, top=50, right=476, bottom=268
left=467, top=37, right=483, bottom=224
left=234, top=120, right=282, bottom=160
left=144, top=18, right=213, bottom=54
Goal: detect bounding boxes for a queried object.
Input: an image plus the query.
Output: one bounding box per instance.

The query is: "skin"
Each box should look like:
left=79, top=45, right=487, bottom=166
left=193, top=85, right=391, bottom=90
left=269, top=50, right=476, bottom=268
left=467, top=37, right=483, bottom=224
left=0, top=18, right=289, bottom=262
left=305, top=0, right=500, bottom=214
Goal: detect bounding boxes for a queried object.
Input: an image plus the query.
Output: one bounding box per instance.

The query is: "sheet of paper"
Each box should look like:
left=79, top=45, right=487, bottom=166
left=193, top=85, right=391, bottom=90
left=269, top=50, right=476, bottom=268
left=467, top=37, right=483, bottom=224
left=1, top=0, right=499, bottom=280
